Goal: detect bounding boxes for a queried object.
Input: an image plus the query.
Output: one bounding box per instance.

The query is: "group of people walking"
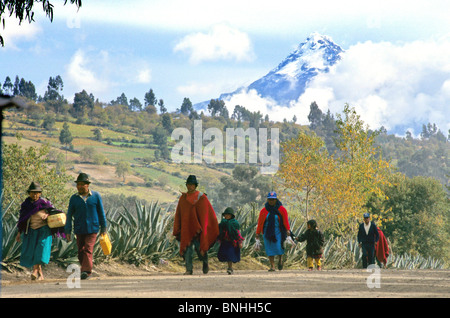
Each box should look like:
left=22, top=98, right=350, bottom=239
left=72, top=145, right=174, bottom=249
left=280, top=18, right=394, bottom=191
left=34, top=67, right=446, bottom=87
left=15, top=173, right=389, bottom=280
left=172, top=175, right=389, bottom=275
left=16, top=173, right=106, bottom=280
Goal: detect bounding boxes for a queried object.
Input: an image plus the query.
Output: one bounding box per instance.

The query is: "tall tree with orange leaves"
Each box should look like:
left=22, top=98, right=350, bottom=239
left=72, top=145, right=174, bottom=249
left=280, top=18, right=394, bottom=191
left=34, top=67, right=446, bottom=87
left=327, top=104, right=393, bottom=235
left=278, top=105, right=393, bottom=238
left=277, top=130, right=333, bottom=221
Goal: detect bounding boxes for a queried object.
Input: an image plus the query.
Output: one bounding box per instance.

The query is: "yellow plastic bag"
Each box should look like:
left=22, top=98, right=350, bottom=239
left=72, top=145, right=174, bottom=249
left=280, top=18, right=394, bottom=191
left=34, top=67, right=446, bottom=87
left=99, top=233, right=112, bottom=255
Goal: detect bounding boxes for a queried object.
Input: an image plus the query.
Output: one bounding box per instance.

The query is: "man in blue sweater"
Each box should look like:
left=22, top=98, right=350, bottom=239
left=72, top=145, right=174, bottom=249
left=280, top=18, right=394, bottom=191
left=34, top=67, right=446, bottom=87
left=65, top=173, right=107, bottom=279
left=357, top=213, right=379, bottom=269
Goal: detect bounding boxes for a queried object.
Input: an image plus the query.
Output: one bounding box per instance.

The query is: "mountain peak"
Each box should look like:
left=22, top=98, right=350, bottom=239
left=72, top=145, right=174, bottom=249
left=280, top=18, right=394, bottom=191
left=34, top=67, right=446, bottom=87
left=244, top=33, right=344, bottom=105
left=197, top=33, right=344, bottom=109
left=302, top=32, right=334, bottom=47
left=273, top=32, right=343, bottom=77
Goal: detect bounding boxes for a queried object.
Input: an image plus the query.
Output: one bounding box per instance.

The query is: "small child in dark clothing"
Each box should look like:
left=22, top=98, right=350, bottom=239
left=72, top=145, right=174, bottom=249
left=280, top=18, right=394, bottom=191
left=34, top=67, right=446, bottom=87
left=217, top=207, right=244, bottom=274
left=296, top=219, right=325, bottom=271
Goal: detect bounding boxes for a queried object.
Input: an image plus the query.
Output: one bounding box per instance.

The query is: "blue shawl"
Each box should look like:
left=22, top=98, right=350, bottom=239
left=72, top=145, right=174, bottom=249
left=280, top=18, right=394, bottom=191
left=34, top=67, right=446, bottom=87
left=264, top=199, right=287, bottom=244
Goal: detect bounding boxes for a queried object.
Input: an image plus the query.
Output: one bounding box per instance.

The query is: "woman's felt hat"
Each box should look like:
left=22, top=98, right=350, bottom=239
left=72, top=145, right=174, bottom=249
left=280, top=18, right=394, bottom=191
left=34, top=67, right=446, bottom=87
left=27, top=182, right=42, bottom=193
left=222, top=207, right=235, bottom=218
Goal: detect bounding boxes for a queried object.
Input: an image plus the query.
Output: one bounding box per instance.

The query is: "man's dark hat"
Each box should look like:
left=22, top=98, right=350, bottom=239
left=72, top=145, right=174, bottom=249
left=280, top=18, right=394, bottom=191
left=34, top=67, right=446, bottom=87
left=222, top=207, right=235, bottom=218
left=186, top=175, right=198, bottom=185
left=75, top=173, right=91, bottom=184
left=27, top=182, right=42, bottom=192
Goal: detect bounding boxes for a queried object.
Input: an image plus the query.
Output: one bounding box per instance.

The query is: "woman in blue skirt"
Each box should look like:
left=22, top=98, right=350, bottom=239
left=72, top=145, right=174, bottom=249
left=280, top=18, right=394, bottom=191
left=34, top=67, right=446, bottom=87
left=256, top=192, right=292, bottom=271
left=15, top=182, right=54, bottom=280
left=217, top=207, right=244, bottom=274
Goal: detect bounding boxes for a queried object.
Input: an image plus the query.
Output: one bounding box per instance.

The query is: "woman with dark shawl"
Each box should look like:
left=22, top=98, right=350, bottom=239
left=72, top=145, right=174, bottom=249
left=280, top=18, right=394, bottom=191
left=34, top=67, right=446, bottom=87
left=256, top=191, right=291, bottom=271
left=217, top=207, right=244, bottom=274
left=15, top=182, right=54, bottom=280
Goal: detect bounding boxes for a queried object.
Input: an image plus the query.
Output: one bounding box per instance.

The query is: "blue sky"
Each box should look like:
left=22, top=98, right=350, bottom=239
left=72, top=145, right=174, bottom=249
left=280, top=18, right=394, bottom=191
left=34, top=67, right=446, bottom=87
left=1, top=0, right=449, bottom=135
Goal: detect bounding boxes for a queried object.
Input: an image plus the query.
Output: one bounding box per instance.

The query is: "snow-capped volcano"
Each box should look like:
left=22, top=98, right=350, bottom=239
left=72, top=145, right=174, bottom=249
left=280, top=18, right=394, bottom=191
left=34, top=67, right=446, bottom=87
left=243, top=32, right=343, bottom=105
left=197, top=32, right=344, bottom=108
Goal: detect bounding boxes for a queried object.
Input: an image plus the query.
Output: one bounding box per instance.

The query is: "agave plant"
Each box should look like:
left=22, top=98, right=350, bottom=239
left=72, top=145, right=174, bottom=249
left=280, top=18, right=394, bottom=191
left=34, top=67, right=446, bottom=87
left=2, top=198, right=446, bottom=270
left=51, top=238, right=78, bottom=265
left=106, top=201, right=177, bottom=266
left=388, top=252, right=444, bottom=269
left=234, top=203, right=259, bottom=256
left=1, top=199, right=22, bottom=267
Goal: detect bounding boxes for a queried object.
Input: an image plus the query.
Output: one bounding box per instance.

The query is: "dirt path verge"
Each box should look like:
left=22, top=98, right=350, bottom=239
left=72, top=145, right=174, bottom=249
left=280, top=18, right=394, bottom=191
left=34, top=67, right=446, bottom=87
left=1, top=260, right=448, bottom=298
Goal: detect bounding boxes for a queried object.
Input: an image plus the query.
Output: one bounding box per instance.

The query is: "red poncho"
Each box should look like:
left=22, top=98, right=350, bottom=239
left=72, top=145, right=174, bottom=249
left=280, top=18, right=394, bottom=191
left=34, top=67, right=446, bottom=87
left=173, top=191, right=219, bottom=257
left=375, top=228, right=389, bottom=265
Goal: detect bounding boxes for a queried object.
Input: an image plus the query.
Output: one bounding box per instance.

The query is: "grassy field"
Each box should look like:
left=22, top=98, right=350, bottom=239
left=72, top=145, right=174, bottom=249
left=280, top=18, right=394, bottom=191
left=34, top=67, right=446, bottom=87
left=3, top=114, right=230, bottom=203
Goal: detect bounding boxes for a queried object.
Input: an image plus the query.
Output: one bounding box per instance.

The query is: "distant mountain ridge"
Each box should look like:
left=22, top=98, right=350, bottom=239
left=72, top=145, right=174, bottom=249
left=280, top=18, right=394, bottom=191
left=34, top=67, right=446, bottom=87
left=195, top=32, right=344, bottom=109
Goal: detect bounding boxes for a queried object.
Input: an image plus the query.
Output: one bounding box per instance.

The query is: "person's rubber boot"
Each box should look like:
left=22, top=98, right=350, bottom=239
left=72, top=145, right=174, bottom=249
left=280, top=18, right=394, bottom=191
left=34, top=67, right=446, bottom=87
left=202, top=262, right=209, bottom=274
left=81, top=271, right=90, bottom=280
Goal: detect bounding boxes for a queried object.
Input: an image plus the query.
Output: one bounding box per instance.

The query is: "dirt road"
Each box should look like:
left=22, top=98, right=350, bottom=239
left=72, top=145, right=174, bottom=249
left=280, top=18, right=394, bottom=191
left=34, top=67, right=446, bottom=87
left=1, top=268, right=449, bottom=298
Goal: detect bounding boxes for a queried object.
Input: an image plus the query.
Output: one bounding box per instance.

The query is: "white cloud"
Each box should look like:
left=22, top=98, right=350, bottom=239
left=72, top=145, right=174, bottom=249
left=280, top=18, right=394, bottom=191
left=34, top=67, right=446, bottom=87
left=177, top=82, right=217, bottom=98
left=0, top=17, right=42, bottom=49
left=222, top=39, right=450, bottom=134
left=65, top=49, right=154, bottom=102
left=441, top=80, right=450, bottom=97
left=308, top=39, right=450, bottom=133
left=224, top=88, right=276, bottom=115
left=174, top=24, right=254, bottom=64
left=51, top=0, right=450, bottom=45
left=65, top=49, right=111, bottom=97
left=136, top=68, right=151, bottom=84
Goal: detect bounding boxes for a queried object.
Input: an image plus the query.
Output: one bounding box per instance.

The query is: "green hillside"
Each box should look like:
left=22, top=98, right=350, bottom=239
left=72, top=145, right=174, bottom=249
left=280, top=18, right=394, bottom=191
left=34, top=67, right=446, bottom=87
left=2, top=112, right=230, bottom=204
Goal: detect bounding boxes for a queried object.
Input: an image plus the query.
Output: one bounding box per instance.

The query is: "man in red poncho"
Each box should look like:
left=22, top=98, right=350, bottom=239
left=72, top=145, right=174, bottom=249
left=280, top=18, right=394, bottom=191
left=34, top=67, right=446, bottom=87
left=173, top=175, right=219, bottom=275
left=375, top=227, right=389, bottom=268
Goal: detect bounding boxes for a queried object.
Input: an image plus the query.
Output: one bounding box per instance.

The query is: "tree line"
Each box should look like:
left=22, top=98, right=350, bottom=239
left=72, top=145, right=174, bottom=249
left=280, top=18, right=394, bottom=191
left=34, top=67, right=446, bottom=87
left=3, top=74, right=449, bottom=186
